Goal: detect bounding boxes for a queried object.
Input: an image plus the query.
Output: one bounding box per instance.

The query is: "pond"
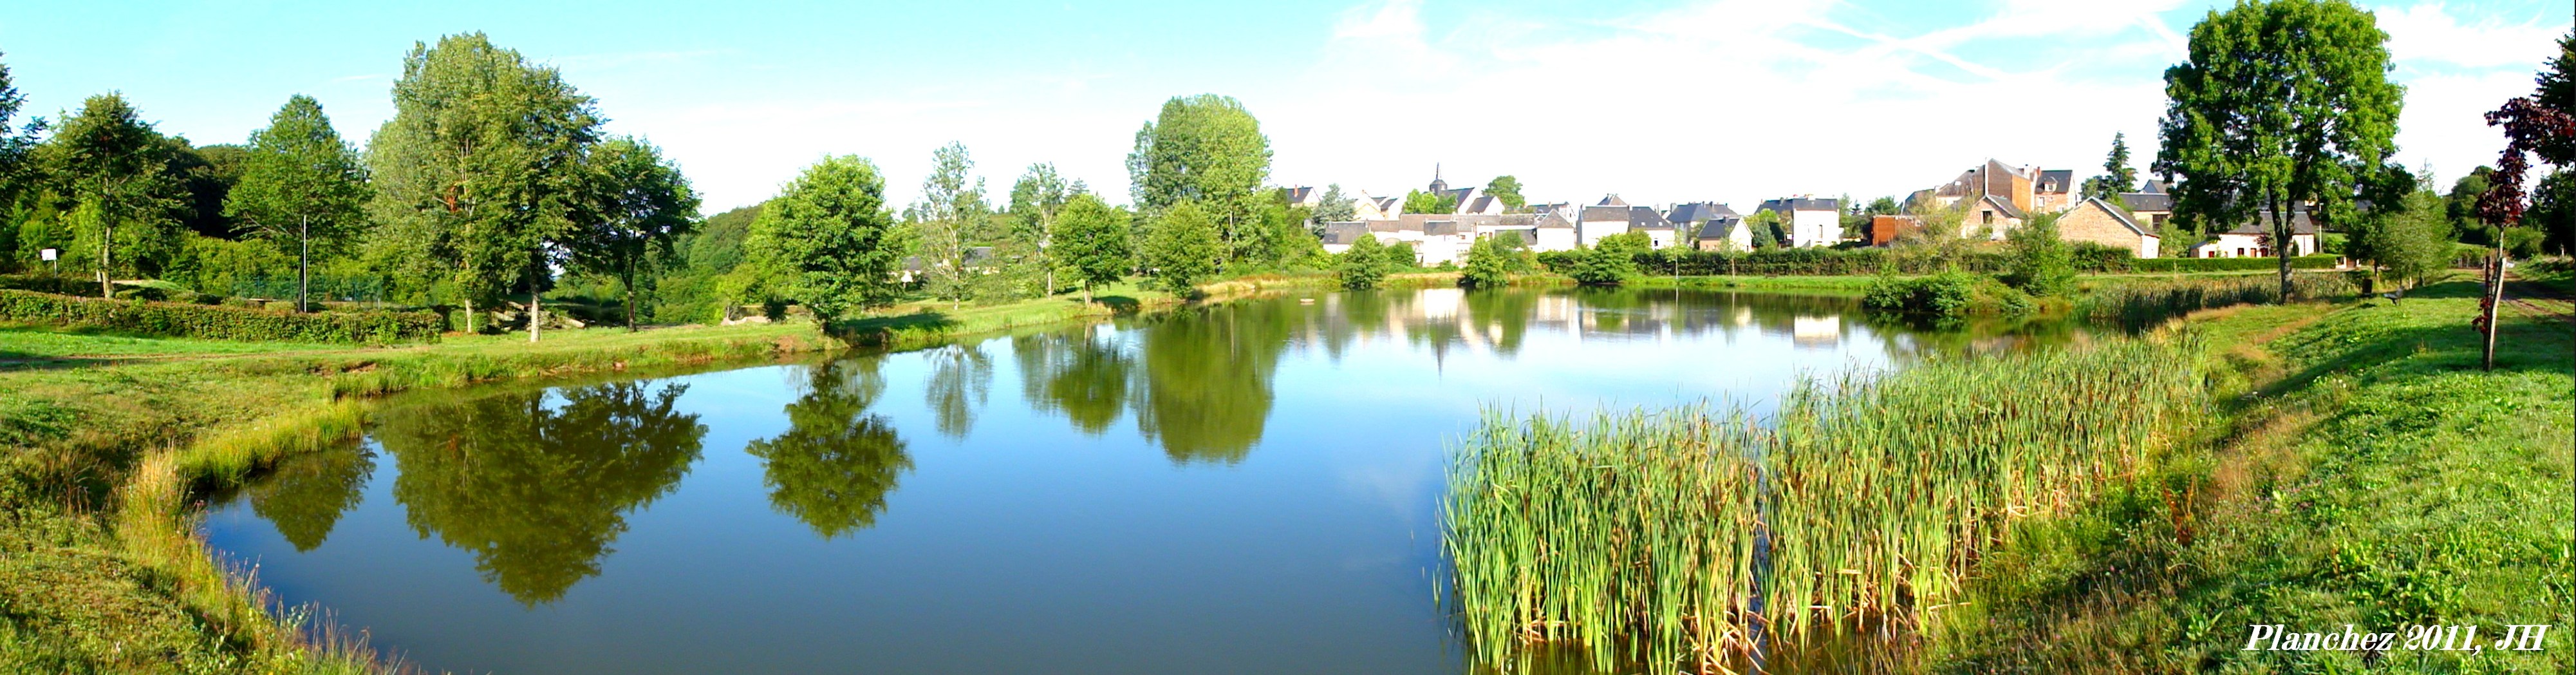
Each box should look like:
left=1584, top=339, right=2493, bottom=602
left=203, top=287, right=2095, bottom=674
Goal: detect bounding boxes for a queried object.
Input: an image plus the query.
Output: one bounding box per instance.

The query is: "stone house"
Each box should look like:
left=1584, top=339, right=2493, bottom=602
left=2056, top=198, right=2161, bottom=258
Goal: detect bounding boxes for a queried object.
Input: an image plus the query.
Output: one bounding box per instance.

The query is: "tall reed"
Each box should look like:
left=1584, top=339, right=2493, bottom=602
left=1442, top=336, right=2207, bottom=672
left=2081, top=272, right=2355, bottom=330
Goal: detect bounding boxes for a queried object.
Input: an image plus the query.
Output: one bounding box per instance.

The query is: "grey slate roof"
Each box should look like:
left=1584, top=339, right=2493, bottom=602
left=1666, top=202, right=1741, bottom=225
left=2037, top=169, right=2075, bottom=194
left=1758, top=197, right=1840, bottom=213
left=1695, top=217, right=1743, bottom=240
left=2226, top=211, right=2320, bottom=235
left=1627, top=206, right=1674, bottom=229
left=1980, top=194, right=2024, bottom=219
left=1597, top=195, right=1628, bottom=207
left=2120, top=192, right=2174, bottom=213
left=1580, top=205, right=1630, bottom=222
left=1321, top=221, right=1370, bottom=245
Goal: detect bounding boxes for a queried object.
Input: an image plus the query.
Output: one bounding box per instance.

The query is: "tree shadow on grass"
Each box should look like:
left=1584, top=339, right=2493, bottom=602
left=2255, top=281, right=2575, bottom=401
left=1092, top=294, right=1146, bottom=315
left=0, top=350, right=118, bottom=372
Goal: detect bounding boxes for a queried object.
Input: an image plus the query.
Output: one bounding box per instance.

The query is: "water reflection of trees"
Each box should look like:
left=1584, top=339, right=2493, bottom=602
left=378, top=381, right=706, bottom=605
left=992, top=288, right=2096, bottom=466
left=745, top=357, right=912, bottom=539
left=923, top=345, right=993, bottom=439
left=1129, top=304, right=1293, bottom=464
left=248, top=442, right=375, bottom=552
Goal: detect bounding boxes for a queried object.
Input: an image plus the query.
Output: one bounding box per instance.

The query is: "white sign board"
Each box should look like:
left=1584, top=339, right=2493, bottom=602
left=39, top=248, right=57, bottom=261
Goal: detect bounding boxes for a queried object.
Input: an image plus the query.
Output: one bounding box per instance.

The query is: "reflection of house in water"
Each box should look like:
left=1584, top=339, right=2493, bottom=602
left=1416, top=288, right=1462, bottom=322
left=1791, top=316, right=1841, bottom=348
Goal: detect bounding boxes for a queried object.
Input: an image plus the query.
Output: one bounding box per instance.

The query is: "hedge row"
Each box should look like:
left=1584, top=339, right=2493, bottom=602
left=1534, top=247, right=2345, bottom=277
left=0, top=289, right=443, bottom=343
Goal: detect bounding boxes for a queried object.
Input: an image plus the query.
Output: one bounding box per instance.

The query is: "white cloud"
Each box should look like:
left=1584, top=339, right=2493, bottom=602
left=2378, top=3, right=2563, bottom=69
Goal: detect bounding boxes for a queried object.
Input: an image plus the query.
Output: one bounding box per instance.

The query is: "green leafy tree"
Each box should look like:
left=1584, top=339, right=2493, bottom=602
left=366, top=33, right=601, bottom=333
left=0, top=52, right=40, bottom=205
left=746, top=357, right=910, bottom=538
left=1008, top=162, right=1074, bottom=295
left=1053, top=193, right=1131, bottom=303
left=1569, top=235, right=1641, bottom=285
left=1742, top=209, right=1788, bottom=249
left=225, top=95, right=368, bottom=312
left=1338, top=233, right=1389, bottom=290
left=570, top=136, right=699, bottom=330
left=2156, top=0, right=2402, bottom=299
left=1126, top=94, right=1272, bottom=261
left=1483, top=176, right=1526, bottom=212
left=908, top=142, right=987, bottom=310
left=2350, top=188, right=2450, bottom=292
left=1403, top=189, right=1455, bottom=215
left=2081, top=133, right=2141, bottom=199
left=1310, top=183, right=1356, bottom=225
left=2001, top=212, right=2076, bottom=296
left=1141, top=200, right=1221, bottom=295
left=44, top=93, right=187, bottom=296
left=1459, top=233, right=1526, bottom=289
left=744, top=155, right=905, bottom=330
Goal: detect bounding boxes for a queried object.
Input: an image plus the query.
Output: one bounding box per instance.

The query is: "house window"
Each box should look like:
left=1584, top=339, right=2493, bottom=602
left=1983, top=211, right=1995, bottom=225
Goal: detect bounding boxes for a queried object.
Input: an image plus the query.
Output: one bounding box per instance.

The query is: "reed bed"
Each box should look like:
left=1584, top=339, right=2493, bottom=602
left=1442, top=337, right=2207, bottom=673
left=2081, top=272, right=2355, bottom=330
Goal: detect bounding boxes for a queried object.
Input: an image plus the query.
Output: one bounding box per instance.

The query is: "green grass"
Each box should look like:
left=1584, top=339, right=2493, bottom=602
left=1942, top=278, right=2575, bottom=673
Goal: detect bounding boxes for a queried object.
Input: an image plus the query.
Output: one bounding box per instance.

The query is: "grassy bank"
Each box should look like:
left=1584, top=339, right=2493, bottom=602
left=1945, top=278, right=2573, bottom=673
left=0, top=281, right=1198, bottom=672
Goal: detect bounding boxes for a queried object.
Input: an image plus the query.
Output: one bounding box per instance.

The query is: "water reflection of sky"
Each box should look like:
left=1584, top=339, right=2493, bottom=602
left=202, top=287, right=2089, bottom=675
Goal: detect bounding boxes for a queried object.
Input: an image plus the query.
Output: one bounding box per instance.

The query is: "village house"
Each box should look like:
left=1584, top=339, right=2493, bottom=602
left=2118, top=179, right=2176, bottom=232
left=1578, top=196, right=1634, bottom=246
left=2056, top=197, right=2161, bottom=258
left=2193, top=212, right=2320, bottom=258
left=1668, top=202, right=1746, bottom=251
left=1756, top=197, right=1843, bottom=247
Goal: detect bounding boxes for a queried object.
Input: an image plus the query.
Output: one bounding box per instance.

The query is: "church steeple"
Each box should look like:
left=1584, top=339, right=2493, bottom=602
left=1428, top=163, right=1448, bottom=193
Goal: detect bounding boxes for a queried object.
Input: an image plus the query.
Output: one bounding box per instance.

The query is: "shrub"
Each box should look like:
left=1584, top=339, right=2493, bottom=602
left=1862, top=269, right=1979, bottom=318
left=0, top=289, right=442, bottom=343
left=1568, top=246, right=1637, bottom=285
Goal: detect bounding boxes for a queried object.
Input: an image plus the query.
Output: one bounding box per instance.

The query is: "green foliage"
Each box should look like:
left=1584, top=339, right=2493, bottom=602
left=1567, top=244, right=1637, bottom=285
left=1741, top=209, right=1788, bottom=249
left=1458, top=234, right=1526, bottom=289
left=1336, top=234, right=1389, bottom=290
left=2081, top=132, right=2140, bottom=198
left=907, top=142, right=987, bottom=308
left=1862, top=269, right=1979, bottom=318
left=744, top=155, right=904, bottom=327
left=0, top=289, right=441, bottom=343
left=1403, top=189, right=1454, bottom=216
left=225, top=94, right=368, bottom=311
left=1053, top=193, right=1131, bottom=302
left=1482, top=175, right=1525, bottom=211
left=1007, top=162, right=1074, bottom=294
left=650, top=204, right=756, bottom=323
left=2079, top=272, right=2356, bottom=329
left=1126, top=94, right=1271, bottom=261
left=1309, top=183, right=1355, bottom=224
left=568, top=136, right=698, bottom=328
left=43, top=93, right=191, bottom=288
left=2002, top=213, right=2077, bottom=296
left=2157, top=0, right=2401, bottom=298
left=1142, top=201, right=1222, bottom=295
left=365, top=32, right=601, bottom=319
left=2347, top=189, right=2450, bottom=288
left=2529, top=169, right=2575, bottom=256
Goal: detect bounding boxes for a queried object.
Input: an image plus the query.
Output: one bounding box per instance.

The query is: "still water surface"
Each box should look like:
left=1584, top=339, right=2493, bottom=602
left=205, top=288, right=2088, bottom=674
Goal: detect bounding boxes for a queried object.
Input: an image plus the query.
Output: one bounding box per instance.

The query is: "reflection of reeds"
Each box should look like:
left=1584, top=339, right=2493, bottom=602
left=2081, top=274, right=2354, bottom=330
left=1442, top=337, right=2204, bottom=672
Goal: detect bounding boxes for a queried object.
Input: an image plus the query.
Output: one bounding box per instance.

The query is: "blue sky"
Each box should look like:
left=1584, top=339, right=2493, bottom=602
left=2, top=1, right=2567, bottom=211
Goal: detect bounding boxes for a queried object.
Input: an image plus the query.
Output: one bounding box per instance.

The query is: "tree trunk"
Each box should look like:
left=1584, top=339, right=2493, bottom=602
left=624, top=265, right=639, bottom=332
left=2270, top=200, right=2293, bottom=301
left=464, top=297, right=475, bottom=334
left=99, top=220, right=112, bottom=299
left=299, top=215, right=310, bottom=313
left=2482, top=242, right=2504, bottom=371
left=1082, top=282, right=1092, bottom=305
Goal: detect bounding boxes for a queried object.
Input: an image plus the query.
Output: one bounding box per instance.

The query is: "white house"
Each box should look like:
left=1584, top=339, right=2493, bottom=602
left=1577, top=204, right=1632, bottom=246
left=1667, top=202, right=1742, bottom=249
left=2192, top=212, right=2320, bottom=258
left=1352, top=194, right=1404, bottom=221
left=1758, top=197, right=1844, bottom=247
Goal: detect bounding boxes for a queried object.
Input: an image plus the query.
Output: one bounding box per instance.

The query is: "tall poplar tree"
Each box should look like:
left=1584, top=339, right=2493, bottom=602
left=2156, top=0, right=2402, bottom=299
left=1007, top=162, right=1073, bottom=296
left=366, top=33, right=601, bottom=334
left=227, top=94, right=368, bottom=312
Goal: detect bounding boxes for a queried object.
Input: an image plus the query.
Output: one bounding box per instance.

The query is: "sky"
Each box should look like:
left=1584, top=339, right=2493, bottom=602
left=1, top=0, right=2567, bottom=213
